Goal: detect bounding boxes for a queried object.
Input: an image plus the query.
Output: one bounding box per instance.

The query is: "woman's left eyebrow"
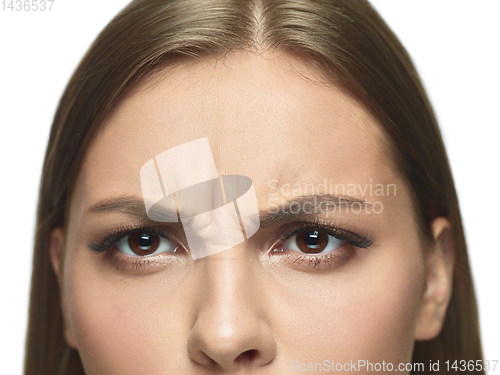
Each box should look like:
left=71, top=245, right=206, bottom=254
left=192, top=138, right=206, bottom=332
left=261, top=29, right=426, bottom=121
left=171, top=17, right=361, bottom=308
left=259, top=194, right=371, bottom=227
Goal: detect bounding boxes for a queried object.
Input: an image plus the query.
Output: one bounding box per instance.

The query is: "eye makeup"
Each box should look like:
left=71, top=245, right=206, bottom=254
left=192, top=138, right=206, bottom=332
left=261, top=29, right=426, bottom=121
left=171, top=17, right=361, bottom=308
left=85, top=217, right=375, bottom=273
left=86, top=222, right=188, bottom=272
left=277, top=218, right=374, bottom=249
left=87, top=223, right=172, bottom=253
left=268, top=217, right=374, bottom=271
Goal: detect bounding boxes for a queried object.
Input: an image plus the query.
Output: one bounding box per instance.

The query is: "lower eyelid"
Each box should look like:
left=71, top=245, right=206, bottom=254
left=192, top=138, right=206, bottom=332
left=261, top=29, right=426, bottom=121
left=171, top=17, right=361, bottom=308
left=104, top=246, right=187, bottom=273
left=296, top=251, right=353, bottom=270
left=268, top=244, right=355, bottom=271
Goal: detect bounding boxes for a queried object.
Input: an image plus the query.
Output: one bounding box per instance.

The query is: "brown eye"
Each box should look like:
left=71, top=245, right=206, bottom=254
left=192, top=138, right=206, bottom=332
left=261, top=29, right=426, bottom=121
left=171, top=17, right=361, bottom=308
left=282, top=229, right=345, bottom=255
left=127, top=233, right=159, bottom=256
left=115, top=231, right=177, bottom=257
left=296, top=230, right=329, bottom=253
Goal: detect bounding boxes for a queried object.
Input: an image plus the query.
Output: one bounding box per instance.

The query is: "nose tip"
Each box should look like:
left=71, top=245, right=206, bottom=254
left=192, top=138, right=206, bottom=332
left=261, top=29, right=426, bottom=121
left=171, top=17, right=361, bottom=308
left=187, top=320, right=276, bottom=371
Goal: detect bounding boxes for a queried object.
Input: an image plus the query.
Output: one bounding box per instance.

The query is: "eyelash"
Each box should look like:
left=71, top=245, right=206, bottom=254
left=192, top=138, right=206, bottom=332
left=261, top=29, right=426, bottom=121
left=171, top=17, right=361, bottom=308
left=87, top=224, right=171, bottom=253
left=87, top=224, right=181, bottom=272
left=86, top=219, right=374, bottom=271
left=277, top=218, right=374, bottom=248
left=272, top=218, right=374, bottom=269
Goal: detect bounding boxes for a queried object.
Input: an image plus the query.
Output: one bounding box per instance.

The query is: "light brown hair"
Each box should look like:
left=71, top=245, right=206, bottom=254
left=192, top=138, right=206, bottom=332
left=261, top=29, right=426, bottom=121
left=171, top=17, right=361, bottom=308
left=24, top=0, right=483, bottom=373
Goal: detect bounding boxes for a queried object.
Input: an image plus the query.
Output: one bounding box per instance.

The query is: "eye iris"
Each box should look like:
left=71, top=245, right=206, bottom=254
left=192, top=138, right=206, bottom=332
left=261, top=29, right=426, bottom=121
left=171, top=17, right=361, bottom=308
left=296, top=230, right=329, bottom=254
left=128, top=233, right=160, bottom=256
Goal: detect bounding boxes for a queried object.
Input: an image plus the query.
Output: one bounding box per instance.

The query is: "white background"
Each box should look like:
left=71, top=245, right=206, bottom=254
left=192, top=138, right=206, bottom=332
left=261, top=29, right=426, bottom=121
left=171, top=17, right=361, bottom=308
left=0, top=1, right=498, bottom=374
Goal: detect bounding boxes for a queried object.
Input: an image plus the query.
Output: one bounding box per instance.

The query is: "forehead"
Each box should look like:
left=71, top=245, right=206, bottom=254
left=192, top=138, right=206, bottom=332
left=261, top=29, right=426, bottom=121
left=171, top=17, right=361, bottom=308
left=76, top=51, right=394, bottom=207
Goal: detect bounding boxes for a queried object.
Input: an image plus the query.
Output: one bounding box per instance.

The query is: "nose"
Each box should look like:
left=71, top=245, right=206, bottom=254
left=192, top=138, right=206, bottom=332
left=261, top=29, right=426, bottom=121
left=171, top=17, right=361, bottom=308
left=187, top=250, right=277, bottom=371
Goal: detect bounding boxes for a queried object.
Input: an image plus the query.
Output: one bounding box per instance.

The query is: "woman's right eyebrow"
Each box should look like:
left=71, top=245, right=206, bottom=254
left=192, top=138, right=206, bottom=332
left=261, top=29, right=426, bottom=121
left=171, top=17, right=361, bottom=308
left=84, top=194, right=372, bottom=228
left=83, top=195, right=182, bottom=227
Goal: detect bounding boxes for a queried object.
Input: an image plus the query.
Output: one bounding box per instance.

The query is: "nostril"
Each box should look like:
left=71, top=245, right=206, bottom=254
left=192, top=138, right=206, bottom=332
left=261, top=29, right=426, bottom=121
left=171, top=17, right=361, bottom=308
left=234, top=349, right=259, bottom=364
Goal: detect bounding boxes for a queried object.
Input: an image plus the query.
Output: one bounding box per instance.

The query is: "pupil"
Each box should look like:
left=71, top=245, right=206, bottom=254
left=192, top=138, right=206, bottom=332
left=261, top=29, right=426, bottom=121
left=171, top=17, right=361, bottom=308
left=139, top=233, right=152, bottom=248
left=305, top=231, right=319, bottom=246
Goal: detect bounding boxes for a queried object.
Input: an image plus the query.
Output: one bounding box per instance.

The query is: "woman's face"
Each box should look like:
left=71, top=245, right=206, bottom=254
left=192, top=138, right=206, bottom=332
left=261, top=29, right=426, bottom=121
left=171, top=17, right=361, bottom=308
left=50, top=51, right=451, bottom=374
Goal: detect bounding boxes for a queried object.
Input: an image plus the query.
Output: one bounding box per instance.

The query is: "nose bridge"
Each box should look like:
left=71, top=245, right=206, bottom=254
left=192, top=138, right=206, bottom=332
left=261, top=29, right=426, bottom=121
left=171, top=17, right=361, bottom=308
left=187, top=248, right=277, bottom=370
left=198, top=249, right=259, bottom=337
left=205, top=249, right=253, bottom=314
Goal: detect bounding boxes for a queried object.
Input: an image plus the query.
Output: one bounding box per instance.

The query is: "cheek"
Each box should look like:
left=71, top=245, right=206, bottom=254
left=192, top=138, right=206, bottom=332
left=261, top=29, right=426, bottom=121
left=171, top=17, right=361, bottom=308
left=64, top=251, right=189, bottom=374
left=343, top=259, right=423, bottom=362
left=275, top=246, right=425, bottom=367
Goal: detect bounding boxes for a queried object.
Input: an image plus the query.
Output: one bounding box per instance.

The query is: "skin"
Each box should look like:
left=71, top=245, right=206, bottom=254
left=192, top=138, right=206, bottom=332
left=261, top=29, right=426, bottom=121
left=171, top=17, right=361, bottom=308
left=49, top=50, right=454, bottom=374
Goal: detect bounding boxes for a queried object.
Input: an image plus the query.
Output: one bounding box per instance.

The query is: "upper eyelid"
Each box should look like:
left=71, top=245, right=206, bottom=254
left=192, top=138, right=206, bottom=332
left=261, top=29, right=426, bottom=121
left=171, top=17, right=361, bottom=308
left=277, top=220, right=374, bottom=248
left=87, top=226, right=174, bottom=253
left=278, top=221, right=352, bottom=240
left=279, top=221, right=337, bottom=238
